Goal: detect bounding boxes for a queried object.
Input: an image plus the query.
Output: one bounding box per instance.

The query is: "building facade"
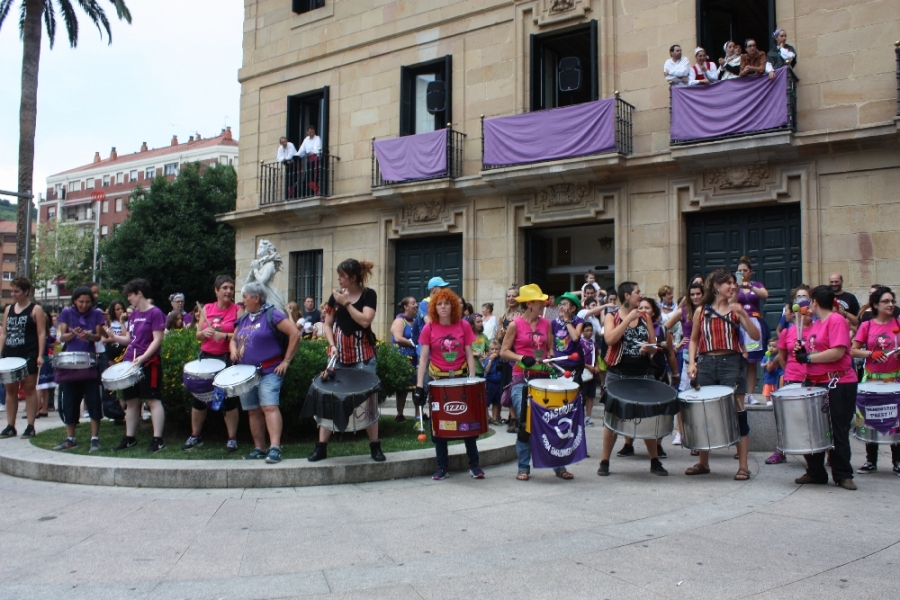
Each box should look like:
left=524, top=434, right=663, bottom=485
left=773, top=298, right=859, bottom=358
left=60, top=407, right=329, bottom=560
left=225, top=0, right=900, bottom=336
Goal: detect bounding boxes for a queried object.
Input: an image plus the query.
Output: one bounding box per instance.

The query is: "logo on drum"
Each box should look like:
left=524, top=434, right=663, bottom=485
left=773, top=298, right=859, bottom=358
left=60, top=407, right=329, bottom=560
left=443, top=402, right=467, bottom=415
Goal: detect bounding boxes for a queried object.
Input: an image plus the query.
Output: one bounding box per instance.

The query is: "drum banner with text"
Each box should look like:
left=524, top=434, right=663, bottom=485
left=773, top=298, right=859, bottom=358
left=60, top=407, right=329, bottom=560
left=529, top=397, right=587, bottom=469
left=855, top=393, right=900, bottom=435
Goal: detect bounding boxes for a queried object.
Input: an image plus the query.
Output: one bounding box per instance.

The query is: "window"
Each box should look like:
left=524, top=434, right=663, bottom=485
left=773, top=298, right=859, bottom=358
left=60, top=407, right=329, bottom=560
left=115, top=198, right=123, bottom=212
left=286, top=86, right=329, bottom=157
left=68, top=181, right=80, bottom=192
left=400, top=56, right=452, bottom=136
left=130, top=170, right=138, bottom=182
left=219, top=155, right=229, bottom=164
left=116, top=172, right=124, bottom=184
left=102, top=200, right=109, bottom=213
left=232, top=157, right=239, bottom=169
left=1, top=289, right=10, bottom=299
left=291, top=0, right=324, bottom=15
left=102, top=174, right=110, bottom=187
left=4, top=234, right=16, bottom=244
left=145, top=167, right=156, bottom=180
left=3, top=272, right=15, bottom=281
left=100, top=225, right=109, bottom=237
left=48, top=208, right=56, bottom=219
left=530, top=21, right=598, bottom=111
left=86, top=178, right=95, bottom=189
left=164, top=162, right=178, bottom=176
left=3, top=257, right=15, bottom=263
left=698, top=0, right=774, bottom=64
left=291, top=250, right=323, bottom=306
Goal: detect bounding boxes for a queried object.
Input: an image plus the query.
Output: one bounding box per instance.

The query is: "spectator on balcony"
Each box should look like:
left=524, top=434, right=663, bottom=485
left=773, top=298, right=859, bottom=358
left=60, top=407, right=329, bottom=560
left=277, top=137, right=299, bottom=199
left=767, top=29, right=797, bottom=70
left=689, top=47, right=718, bottom=85
left=740, top=39, right=775, bottom=80
left=664, top=44, right=690, bottom=87
left=298, top=126, right=323, bottom=197
left=718, top=41, right=742, bottom=81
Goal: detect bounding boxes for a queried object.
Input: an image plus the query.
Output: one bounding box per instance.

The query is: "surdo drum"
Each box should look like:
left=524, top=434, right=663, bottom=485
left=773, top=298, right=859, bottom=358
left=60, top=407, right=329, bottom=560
left=853, top=381, right=900, bottom=445
left=771, top=384, right=833, bottom=454
left=302, top=368, right=381, bottom=432
left=101, top=361, right=143, bottom=391
left=182, top=358, right=227, bottom=404
left=429, top=377, right=488, bottom=439
left=604, top=378, right=679, bottom=439
left=678, top=385, right=740, bottom=451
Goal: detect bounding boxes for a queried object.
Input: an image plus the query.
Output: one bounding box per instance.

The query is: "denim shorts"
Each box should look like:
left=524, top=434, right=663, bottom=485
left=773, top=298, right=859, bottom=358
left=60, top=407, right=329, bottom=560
left=696, top=352, right=746, bottom=391
left=340, top=356, right=377, bottom=375
left=239, top=372, right=283, bottom=410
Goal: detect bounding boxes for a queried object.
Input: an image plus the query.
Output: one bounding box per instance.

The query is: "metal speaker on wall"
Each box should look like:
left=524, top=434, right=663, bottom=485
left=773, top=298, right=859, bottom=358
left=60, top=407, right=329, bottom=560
left=426, top=80, right=446, bottom=114
left=558, top=57, right=581, bottom=92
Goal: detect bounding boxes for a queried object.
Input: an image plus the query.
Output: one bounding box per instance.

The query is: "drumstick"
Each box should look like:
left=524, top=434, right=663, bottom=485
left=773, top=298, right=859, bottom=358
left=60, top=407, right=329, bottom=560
left=542, top=353, right=579, bottom=364
left=548, top=363, right=572, bottom=378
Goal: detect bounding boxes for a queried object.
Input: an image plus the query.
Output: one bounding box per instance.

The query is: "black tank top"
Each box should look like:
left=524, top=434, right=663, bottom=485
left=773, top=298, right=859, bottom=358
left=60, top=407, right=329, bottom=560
left=3, top=302, right=39, bottom=358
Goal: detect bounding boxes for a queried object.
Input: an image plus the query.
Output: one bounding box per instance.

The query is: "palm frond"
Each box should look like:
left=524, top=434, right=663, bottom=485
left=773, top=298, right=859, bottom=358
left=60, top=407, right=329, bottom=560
left=43, top=0, right=57, bottom=49
left=0, top=0, right=14, bottom=32
left=57, top=0, right=79, bottom=47
left=109, top=0, right=129, bottom=23
left=74, top=0, right=111, bottom=43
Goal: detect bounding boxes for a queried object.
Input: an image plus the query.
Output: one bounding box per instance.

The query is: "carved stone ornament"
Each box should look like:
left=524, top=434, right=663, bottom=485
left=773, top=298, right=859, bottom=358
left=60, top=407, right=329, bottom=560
left=403, top=200, right=444, bottom=223
left=550, top=0, right=575, bottom=12
left=538, top=183, right=589, bottom=208
left=705, top=165, right=769, bottom=191
left=534, top=0, right=588, bottom=26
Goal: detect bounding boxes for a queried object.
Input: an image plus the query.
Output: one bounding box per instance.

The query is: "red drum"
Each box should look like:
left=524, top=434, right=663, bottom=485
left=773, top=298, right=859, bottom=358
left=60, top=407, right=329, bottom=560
left=428, top=377, right=488, bottom=439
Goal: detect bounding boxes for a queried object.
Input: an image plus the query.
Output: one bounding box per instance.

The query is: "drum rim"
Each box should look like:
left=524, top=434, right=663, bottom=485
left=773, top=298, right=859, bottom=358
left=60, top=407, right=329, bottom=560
left=429, top=376, right=486, bottom=387
left=771, top=385, right=828, bottom=398
left=858, top=381, right=900, bottom=392
left=214, top=364, right=259, bottom=384
left=0, top=357, right=28, bottom=366
left=104, top=361, right=139, bottom=375
left=528, top=379, right=579, bottom=391
left=184, top=358, right=227, bottom=377
left=678, top=385, right=735, bottom=399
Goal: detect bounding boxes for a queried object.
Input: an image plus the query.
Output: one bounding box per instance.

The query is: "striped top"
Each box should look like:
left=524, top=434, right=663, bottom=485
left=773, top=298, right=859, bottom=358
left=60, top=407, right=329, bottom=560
left=603, top=312, right=624, bottom=366
left=698, top=305, right=743, bottom=354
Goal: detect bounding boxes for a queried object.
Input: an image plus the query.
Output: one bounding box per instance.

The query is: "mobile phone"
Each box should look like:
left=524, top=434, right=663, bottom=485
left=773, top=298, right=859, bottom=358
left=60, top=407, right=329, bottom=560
left=735, top=272, right=743, bottom=285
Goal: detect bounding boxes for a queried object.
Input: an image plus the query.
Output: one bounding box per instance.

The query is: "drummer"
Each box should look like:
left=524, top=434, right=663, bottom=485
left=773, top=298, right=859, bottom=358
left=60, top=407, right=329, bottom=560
left=0, top=277, right=47, bottom=440
left=309, top=259, right=384, bottom=462
left=500, top=283, right=575, bottom=481
left=51, top=287, right=106, bottom=452
left=182, top=275, right=240, bottom=453
left=850, top=286, right=900, bottom=475
left=413, top=288, right=482, bottom=480
left=792, top=285, right=858, bottom=489
left=597, top=282, right=667, bottom=477
left=231, top=281, right=300, bottom=464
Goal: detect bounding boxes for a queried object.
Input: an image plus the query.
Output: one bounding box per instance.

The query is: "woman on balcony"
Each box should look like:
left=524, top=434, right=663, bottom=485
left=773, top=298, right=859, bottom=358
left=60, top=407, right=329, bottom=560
left=718, top=41, right=742, bottom=81
left=767, top=29, right=797, bottom=71
left=740, top=39, right=775, bottom=80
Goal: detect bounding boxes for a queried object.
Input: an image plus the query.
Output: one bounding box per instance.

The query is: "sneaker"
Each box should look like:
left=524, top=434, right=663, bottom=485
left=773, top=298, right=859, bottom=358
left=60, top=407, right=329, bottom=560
left=394, top=414, right=406, bottom=423
left=243, top=447, right=267, bottom=460
left=470, top=466, right=485, bottom=479
left=794, top=473, right=828, bottom=485
left=141, top=410, right=150, bottom=421
left=766, top=400, right=773, bottom=406
left=265, top=446, right=282, bottom=464
left=89, top=438, right=101, bottom=453
left=181, top=435, right=204, bottom=451
left=52, top=438, right=78, bottom=451
left=20, top=424, right=36, bottom=439
left=657, top=445, right=667, bottom=459
left=857, top=461, right=877, bottom=474
left=746, top=394, right=759, bottom=405
left=893, top=462, right=900, bottom=474
left=148, top=438, right=166, bottom=453
left=616, top=444, right=635, bottom=457
left=672, top=431, right=682, bottom=446
left=836, top=479, right=857, bottom=490
left=82, top=411, right=90, bottom=419
left=225, top=438, right=239, bottom=453
left=114, top=437, right=137, bottom=451
left=432, top=467, right=449, bottom=480
left=765, top=451, right=786, bottom=465
left=597, top=461, right=610, bottom=476
left=584, top=417, right=594, bottom=427
left=0, top=425, right=16, bottom=438
left=651, top=460, right=669, bottom=476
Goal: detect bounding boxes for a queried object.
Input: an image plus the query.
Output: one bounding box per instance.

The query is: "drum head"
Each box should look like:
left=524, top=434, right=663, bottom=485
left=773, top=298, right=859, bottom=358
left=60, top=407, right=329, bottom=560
left=529, top=379, right=579, bottom=393
left=430, top=377, right=486, bottom=388
left=859, top=382, right=900, bottom=394
left=772, top=384, right=826, bottom=399
left=214, top=365, right=258, bottom=386
left=0, top=357, right=27, bottom=370
left=184, top=359, right=226, bottom=379
left=678, top=385, right=735, bottom=401
left=607, top=378, right=679, bottom=419
left=104, top=361, right=138, bottom=379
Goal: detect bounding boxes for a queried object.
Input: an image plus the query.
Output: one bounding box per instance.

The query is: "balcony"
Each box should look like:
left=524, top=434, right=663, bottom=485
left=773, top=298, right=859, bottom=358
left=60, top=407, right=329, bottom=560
left=371, top=128, right=465, bottom=190
left=895, top=42, right=899, bottom=117
left=258, top=153, right=338, bottom=207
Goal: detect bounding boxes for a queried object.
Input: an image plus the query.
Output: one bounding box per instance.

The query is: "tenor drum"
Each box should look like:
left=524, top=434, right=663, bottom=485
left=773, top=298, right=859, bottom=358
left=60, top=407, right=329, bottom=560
left=101, top=361, right=143, bottom=391
left=302, top=368, right=381, bottom=432
left=678, top=385, right=740, bottom=450
left=526, top=378, right=580, bottom=433
left=604, top=378, right=679, bottom=439
left=429, top=377, right=488, bottom=439
left=213, top=365, right=259, bottom=397
left=52, top=352, right=97, bottom=370
left=771, top=384, right=832, bottom=454
left=0, top=357, right=29, bottom=384
left=853, top=381, right=900, bottom=444
left=183, top=358, right=226, bottom=403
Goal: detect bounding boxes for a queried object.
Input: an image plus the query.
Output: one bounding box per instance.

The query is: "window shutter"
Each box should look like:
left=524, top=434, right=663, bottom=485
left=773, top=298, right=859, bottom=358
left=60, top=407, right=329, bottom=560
left=399, top=66, right=412, bottom=136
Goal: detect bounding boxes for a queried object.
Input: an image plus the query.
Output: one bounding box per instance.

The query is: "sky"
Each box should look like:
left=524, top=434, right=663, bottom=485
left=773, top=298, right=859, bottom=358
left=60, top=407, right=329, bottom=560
left=0, top=0, right=243, bottom=203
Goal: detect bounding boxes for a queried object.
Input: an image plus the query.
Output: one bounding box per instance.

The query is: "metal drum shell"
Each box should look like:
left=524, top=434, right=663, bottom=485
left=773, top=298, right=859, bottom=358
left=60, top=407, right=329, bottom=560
left=603, top=378, right=678, bottom=440
left=429, top=377, right=488, bottom=439
left=52, top=352, right=97, bottom=370
left=0, top=357, right=29, bottom=384
left=853, top=382, right=900, bottom=445
left=603, top=411, right=674, bottom=440
left=213, top=365, right=260, bottom=397
left=526, top=379, right=580, bottom=433
left=315, top=393, right=380, bottom=433
left=678, top=385, right=740, bottom=451
left=772, top=384, right=833, bottom=454
left=101, top=361, right=143, bottom=391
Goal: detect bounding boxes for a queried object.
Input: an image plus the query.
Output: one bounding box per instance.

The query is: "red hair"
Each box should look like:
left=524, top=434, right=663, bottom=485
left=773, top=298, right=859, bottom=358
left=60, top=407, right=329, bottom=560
left=428, top=288, right=462, bottom=323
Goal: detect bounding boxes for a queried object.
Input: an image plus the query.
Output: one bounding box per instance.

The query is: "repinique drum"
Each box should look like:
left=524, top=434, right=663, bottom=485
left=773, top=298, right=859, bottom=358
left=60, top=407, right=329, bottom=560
left=101, top=361, right=143, bottom=391
left=0, top=357, right=29, bottom=384
left=771, top=384, right=832, bottom=454
left=604, top=378, right=679, bottom=439
left=213, top=365, right=260, bottom=397
left=52, top=352, right=97, bottom=370
left=302, top=368, right=381, bottom=432
left=526, top=378, right=580, bottom=432
left=678, top=385, right=740, bottom=450
left=429, top=377, right=488, bottom=439
left=853, top=381, right=900, bottom=444
left=183, top=358, right=226, bottom=403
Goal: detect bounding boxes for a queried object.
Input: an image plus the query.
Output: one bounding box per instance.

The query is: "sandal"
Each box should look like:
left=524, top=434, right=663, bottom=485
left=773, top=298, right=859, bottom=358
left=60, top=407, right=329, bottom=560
left=690, top=449, right=700, bottom=456
left=685, top=463, right=710, bottom=476
left=555, top=469, right=574, bottom=480
left=516, top=471, right=530, bottom=481
left=734, top=467, right=750, bottom=481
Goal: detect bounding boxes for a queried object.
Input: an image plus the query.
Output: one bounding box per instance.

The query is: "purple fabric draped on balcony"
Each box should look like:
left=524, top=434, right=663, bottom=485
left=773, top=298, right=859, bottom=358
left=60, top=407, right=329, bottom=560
left=373, top=129, right=448, bottom=182
left=482, top=99, right=616, bottom=168
left=671, top=67, right=790, bottom=142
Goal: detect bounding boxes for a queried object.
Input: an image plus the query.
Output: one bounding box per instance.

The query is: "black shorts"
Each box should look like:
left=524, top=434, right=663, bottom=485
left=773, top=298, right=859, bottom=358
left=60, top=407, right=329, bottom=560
left=580, top=378, right=597, bottom=399
left=59, top=379, right=102, bottom=424
left=191, top=351, right=239, bottom=411
left=121, top=360, right=162, bottom=401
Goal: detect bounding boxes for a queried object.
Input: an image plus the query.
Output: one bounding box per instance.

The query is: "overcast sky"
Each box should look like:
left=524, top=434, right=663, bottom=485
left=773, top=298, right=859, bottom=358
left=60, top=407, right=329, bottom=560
left=0, top=0, right=243, bottom=202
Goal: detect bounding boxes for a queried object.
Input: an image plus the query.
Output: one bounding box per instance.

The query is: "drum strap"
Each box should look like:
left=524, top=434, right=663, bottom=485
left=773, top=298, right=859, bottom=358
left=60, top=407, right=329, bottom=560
left=806, top=370, right=849, bottom=389
left=428, top=364, right=467, bottom=379
left=862, top=369, right=900, bottom=382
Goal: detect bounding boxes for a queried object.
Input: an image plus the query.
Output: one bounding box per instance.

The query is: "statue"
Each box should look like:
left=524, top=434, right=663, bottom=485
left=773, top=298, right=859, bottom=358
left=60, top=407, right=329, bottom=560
left=245, top=239, right=286, bottom=315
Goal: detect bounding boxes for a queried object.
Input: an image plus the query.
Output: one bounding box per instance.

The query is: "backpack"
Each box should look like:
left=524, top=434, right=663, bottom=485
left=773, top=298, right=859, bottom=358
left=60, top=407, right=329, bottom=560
left=237, top=306, right=288, bottom=355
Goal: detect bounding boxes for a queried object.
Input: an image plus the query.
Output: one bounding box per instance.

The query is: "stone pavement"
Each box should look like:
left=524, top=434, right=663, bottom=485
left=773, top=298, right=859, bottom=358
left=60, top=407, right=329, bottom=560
left=0, top=406, right=897, bottom=600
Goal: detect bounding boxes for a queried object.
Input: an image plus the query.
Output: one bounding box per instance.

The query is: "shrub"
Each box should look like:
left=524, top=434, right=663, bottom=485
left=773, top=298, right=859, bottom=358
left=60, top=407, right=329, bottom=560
left=376, top=341, right=415, bottom=400
left=280, top=339, right=329, bottom=433
left=160, top=328, right=201, bottom=431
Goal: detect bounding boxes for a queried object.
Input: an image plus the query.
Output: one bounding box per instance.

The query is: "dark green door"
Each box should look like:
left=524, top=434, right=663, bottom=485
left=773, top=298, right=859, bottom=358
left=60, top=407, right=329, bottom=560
left=686, top=205, right=801, bottom=329
left=394, top=235, right=463, bottom=307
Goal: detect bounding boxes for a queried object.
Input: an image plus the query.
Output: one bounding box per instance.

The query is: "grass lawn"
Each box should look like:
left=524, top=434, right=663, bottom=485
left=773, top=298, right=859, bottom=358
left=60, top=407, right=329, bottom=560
left=30, top=416, right=495, bottom=460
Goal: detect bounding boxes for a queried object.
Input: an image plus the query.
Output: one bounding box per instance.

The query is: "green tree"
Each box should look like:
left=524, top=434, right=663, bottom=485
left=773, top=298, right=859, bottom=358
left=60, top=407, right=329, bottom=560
left=100, top=162, right=237, bottom=311
left=0, top=0, right=131, bottom=276
left=33, top=220, right=94, bottom=297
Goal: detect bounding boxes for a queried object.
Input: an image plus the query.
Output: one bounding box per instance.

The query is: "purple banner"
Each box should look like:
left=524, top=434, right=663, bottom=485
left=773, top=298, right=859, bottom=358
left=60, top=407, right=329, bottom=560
left=856, top=393, right=900, bottom=436
left=374, top=129, right=448, bottom=182
left=671, top=67, right=790, bottom=142
left=529, top=397, right=588, bottom=469
left=483, top=99, right=616, bottom=168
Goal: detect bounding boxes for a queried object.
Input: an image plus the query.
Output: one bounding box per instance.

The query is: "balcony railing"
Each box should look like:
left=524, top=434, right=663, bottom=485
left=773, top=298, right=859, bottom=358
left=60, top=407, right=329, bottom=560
left=895, top=42, right=899, bottom=116
left=371, top=128, right=465, bottom=188
left=258, top=153, right=338, bottom=206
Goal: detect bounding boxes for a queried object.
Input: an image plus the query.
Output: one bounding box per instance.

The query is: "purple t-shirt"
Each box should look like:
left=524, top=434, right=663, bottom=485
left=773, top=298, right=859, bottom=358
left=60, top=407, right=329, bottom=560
left=235, top=308, right=286, bottom=375
left=551, top=316, right=584, bottom=370
left=737, top=281, right=764, bottom=315
left=58, top=306, right=105, bottom=353
left=125, top=306, right=166, bottom=362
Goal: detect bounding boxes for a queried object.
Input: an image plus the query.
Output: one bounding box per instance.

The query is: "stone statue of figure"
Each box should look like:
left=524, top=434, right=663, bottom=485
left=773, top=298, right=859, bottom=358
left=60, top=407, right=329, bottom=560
left=246, top=239, right=286, bottom=315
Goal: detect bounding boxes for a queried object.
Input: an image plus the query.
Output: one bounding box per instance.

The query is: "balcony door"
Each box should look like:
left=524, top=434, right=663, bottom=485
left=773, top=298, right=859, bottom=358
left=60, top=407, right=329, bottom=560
left=287, top=87, right=329, bottom=152
left=697, top=0, right=775, bottom=62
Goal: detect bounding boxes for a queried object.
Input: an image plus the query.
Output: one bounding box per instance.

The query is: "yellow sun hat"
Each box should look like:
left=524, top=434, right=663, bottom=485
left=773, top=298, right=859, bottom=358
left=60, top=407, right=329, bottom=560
left=515, top=283, right=549, bottom=303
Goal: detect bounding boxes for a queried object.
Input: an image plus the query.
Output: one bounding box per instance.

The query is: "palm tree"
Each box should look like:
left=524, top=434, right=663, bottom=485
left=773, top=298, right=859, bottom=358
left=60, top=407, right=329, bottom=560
left=0, top=0, right=131, bottom=277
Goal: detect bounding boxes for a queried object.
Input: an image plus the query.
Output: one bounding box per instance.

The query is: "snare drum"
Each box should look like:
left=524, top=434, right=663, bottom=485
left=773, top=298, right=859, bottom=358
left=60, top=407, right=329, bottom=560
left=53, top=352, right=97, bottom=370
left=0, top=357, right=29, bottom=384
left=604, top=378, right=679, bottom=439
left=854, top=381, right=900, bottom=444
left=183, top=358, right=226, bottom=403
left=678, top=385, right=740, bottom=450
left=301, top=368, right=381, bottom=432
left=101, top=361, right=143, bottom=391
left=429, top=377, right=488, bottom=439
left=771, top=384, right=832, bottom=454
left=526, top=378, right=580, bottom=432
left=213, top=365, right=260, bottom=397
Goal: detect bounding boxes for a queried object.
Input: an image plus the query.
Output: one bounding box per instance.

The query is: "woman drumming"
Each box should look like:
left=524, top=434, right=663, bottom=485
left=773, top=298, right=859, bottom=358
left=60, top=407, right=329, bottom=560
left=850, top=286, right=900, bottom=475
left=182, top=275, right=241, bottom=452
left=792, top=285, right=858, bottom=489
left=686, top=268, right=759, bottom=480
left=735, top=257, right=769, bottom=405
left=308, top=259, right=385, bottom=462
left=501, top=284, right=574, bottom=481
left=51, top=287, right=105, bottom=452
left=414, top=289, right=482, bottom=480
left=665, top=282, right=704, bottom=449
left=597, top=282, right=667, bottom=477
left=390, top=297, right=418, bottom=422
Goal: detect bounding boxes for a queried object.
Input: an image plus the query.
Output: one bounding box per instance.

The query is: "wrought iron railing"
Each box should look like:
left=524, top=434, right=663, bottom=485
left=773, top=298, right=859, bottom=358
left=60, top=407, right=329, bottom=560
left=895, top=41, right=899, bottom=116
left=258, top=153, right=338, bottom=206
left=371, top=128, right=465, bottom=188
left=614, top=94, right=635, bottom=155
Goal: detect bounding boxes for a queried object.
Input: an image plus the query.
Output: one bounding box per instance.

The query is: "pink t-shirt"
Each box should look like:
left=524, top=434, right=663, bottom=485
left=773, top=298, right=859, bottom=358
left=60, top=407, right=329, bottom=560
left=777, top=324, right=810, bottom=383
left=419, top=320, right=475, bottom=373
left=512, top=316, right=551, bottom=375
left=806, top=312, right=857, bottom=383
left=854, top=318, right=900, bottom=374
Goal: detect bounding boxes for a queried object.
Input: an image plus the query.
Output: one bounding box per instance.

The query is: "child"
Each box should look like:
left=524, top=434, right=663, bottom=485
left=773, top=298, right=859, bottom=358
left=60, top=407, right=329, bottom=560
left=575, top=270, right=600, bottom=297
left=469, top=314, right=489, bottom=376
left=761, top=336, right=783, bottom=406
left=580, top=322, right=598, bottom=427
left=483, top=340, right=503, bottom=425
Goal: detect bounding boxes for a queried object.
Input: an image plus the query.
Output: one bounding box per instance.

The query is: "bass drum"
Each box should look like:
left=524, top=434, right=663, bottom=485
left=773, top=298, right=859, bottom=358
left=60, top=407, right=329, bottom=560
left=604, top=378, right=679, bottom=439
left=854, top=381, right=900, bottom=444
left=771, top=384, right=832, bottom=455
left=302, top=368, right=381, bottom=432
left=429, top=377, right=488, bottom=439
left=678, top=385, right=740, bottom=451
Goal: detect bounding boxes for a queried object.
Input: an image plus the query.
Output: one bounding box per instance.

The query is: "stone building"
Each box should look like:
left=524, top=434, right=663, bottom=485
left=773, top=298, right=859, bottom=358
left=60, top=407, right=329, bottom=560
left=223, top=0, right=900, bottom=335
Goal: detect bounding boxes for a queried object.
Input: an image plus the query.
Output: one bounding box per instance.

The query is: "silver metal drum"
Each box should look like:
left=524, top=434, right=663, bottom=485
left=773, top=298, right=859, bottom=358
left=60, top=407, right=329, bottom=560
left=213, top=365, right=260, bottom=397
left=304, top=368, right=381, bottom=432
left=853, top=381, right=900, bottom=444
left=603, top=378, right=678, bottom=439
left=0, top=357, right=29, bottom=384
left=101, top=361, right=143, bottom=391
left=771, top=384, right=832, bottom=454
left=53, top=352, right=97, bottom=370
left=678, top=385, right=740, bottom=450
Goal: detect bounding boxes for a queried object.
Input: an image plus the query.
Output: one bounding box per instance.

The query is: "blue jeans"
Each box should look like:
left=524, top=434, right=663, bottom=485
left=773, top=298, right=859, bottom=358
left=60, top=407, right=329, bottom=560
left=511, top=381, right=564, bottom=474
left=239, top=372, right=284, bottom=410
left=341, top=356, right=377, bottom=374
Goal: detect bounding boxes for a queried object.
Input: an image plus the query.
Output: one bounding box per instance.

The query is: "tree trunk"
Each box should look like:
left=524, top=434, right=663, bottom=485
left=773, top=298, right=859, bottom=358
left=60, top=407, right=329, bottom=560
left=17, top=0, right=44, bottom=277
